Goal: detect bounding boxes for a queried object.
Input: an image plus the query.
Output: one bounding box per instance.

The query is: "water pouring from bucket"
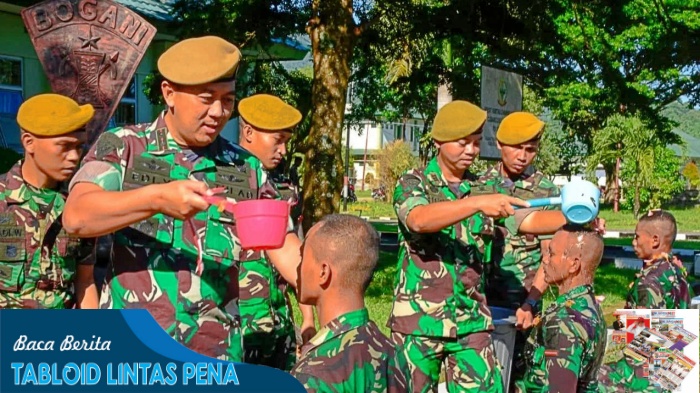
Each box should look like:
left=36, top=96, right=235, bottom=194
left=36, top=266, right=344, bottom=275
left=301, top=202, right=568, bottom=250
left=521, top=180, right=601, bottom=225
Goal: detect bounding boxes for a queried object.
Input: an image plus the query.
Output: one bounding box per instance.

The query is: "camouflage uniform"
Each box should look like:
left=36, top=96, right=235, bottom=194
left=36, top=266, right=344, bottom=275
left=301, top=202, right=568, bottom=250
left=598, top=358, right=661, bottom=393
left=476, top=164, right=560, bottom=389
left=389, top=157, right=503, bottom=393
left=71, top=113, right=284, bottom=361
left=625, top=254, right=693, bottom=309
left=477, top=164, right=560, bottom=309
left=517, top=285, right=606, bottom=393
left=291, top=308, right=409, bottom=393
left=0, top=161, right=95, bottom=309
left=239, top=168, right=297, bottom=370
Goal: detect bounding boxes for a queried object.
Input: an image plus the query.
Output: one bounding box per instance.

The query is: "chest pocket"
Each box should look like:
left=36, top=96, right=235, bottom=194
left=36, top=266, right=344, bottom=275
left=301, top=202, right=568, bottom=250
left=119, top=155, right=175, bottom=248
left=0, top=214, right=27, bottom=292
left=202, top=164, right=258, bottom=267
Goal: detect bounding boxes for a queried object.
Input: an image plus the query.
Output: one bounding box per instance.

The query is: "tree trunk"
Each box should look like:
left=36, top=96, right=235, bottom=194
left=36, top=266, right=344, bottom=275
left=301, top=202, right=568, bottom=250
left=634, top=182, right=641, bottom=218
left=301, top=0, right=356, bottom=232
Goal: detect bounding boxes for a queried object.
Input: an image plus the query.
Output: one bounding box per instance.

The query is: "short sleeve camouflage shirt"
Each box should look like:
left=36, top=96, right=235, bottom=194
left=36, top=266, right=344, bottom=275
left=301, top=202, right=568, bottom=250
left=291, top=308, right=409, bottom=393
left=625, top=254, right=693, bottom=309
left=388, top=157, right=494, bottom=338
left=0, top=161, right=95, bottom=309
left=519, top=284, right=606, bottom=393
left=70, top=113, right=278, bottom=361
left=478, top=164, right=560, bottom=309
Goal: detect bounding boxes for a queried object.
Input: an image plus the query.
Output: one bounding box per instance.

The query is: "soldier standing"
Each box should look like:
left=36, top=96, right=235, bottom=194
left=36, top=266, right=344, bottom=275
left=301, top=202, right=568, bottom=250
left=389, top=100, right=528, bottom=393
left=236, top=93, right=315, bottom=370
left=291, top=214, right=408, bottom=393
left=517, top=226, right=606, bottom=393
left=0, top=94, right=97, bottom=309
left=625, top=210, right=693, bottom=309
left=63, top=36, right=303, bottom=361
left=477, top=112, right=564, bottom=390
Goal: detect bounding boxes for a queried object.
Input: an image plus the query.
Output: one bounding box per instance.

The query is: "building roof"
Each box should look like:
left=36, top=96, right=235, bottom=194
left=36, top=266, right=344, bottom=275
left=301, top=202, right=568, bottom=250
left=115, top=0, right=174, bottom=22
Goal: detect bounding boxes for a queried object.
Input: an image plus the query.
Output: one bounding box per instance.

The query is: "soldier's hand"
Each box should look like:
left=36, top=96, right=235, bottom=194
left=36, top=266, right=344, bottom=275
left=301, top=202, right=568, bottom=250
left=473, top=194, right=529, bottom=218
left=516, top=304, right=535, bottom=330
left=592, top=217, right=606, bottom=235
left=154, top=180, right=210, bottom=220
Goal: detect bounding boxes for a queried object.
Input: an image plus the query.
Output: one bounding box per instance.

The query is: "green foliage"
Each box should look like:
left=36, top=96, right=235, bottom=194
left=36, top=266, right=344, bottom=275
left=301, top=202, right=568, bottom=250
left=682, top=161, right=700, bottom=189
left=619, top=146, right=685, bottom=212
left=0, top=148, right=21, bottom=174
left=662, top=101, right=700, bottom=140
left=377, top=140, right=418, bottom=202
left=364, top=172, right=375, bottom=188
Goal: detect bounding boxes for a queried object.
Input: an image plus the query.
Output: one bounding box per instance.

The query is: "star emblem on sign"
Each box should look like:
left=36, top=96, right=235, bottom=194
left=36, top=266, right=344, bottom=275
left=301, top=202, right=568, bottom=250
left=79, top=31, right=100, bottom=50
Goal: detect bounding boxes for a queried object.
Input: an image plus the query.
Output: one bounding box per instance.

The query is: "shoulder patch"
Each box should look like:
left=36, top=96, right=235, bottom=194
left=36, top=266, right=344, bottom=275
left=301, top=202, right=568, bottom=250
left=95, top=132, right=125, bottom=159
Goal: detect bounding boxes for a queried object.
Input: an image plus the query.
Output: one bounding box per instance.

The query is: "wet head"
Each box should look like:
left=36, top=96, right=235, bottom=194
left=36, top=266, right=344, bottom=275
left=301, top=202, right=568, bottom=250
left=545, top=225, right=603, bottom=286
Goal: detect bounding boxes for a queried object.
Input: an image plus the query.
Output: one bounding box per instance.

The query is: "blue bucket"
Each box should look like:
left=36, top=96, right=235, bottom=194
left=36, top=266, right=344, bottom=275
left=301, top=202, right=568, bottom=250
left=524, top=180, right=601, bottom=225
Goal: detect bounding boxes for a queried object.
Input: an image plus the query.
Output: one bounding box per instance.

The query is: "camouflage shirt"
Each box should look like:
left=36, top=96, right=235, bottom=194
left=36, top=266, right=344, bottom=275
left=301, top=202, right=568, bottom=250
left=239, top=157, right=297, bottom=367
left=70, top=113, right=279, bottom=361
left=478, top=164, right=560, bottom=309
left=625, top=254, right=693, bottom=309
left=519, top=284, right=606, bottom=393
left=291, top=308, right=409, bottom=393
left=0, top=161, right=95, bottom=309
left=389, top=157, right=494, bottom=338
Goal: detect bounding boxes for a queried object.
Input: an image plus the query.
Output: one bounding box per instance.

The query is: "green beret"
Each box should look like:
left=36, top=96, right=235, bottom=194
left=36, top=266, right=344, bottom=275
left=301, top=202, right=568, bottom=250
left=496, top=112, right=545, bottom=145
left=431, top=100, right=487, bottom=142
left=158, top=36, right=241, bottom=85
left=238, top=94, right=302, bottom=131
left=17, top=94, right=94, bottom=137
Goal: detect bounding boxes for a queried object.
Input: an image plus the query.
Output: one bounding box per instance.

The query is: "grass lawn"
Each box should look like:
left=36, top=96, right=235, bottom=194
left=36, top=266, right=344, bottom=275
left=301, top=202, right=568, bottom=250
left=291, top=251, right=697, bottom=335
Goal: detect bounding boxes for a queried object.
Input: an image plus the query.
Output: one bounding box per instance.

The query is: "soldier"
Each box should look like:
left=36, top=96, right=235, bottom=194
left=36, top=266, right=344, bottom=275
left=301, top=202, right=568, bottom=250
left=62, top=36, right=303, bottom=361
left=625, top=210, right=693, bottom=309
left=236, top=93, right=315, bottom=370
left=291, top=214, right=408, bottom=393
left=0, top=94, right=97, bottom=309
left=390, top=100, right=529, bottom=393
left=477, top=111, right=564, bottom=390
left=516, top=225, right=606, bottom=393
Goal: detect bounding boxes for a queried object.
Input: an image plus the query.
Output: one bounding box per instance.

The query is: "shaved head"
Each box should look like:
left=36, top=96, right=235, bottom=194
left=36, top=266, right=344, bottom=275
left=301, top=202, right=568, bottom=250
left=638, top=210, right=677, bottom=247
left=307, top=214, right=380, bottom=293
left=547, top=224, right=604, bottom=285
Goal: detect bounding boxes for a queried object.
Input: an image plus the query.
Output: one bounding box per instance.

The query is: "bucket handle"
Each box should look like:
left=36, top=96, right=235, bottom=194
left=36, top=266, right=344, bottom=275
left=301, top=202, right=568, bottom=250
left=516, top=197, right=562, bottom=209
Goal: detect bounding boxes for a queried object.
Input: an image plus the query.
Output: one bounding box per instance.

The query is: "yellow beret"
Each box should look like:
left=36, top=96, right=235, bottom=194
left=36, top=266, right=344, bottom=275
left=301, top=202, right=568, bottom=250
left=431, top=100, right=487, bottom=142
left=238, top=94, right=302, bottom=131
left=158, top=36, right=242, bottom=85
left=17, top=94, right=94, bottom=137
left=496, top=112, right=545, bottom=145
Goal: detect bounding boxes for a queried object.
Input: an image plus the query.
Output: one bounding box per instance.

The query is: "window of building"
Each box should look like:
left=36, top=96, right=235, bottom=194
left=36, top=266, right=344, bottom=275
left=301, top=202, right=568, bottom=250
left=0, top=56, right=24, bottom=153
left=113, top=77, right=137, bottom=126
left=0, top=56, right=23, bottom=115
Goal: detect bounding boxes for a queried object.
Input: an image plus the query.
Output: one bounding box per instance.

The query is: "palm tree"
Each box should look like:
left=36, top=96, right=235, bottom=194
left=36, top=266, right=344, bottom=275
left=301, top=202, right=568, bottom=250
left=587, top=114, right=660, bottom=217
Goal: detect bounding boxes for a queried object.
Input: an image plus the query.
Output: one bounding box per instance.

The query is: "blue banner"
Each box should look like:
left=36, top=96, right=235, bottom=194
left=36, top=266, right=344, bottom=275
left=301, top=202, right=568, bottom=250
left=0, top=310, right=305, bottom=392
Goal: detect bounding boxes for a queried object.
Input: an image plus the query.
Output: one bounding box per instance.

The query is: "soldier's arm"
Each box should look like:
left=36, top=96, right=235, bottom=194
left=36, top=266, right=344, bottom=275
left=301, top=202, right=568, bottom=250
left=395, top=174, right=527, bottom=233
left=517, top=259, right=548, bottom=330
left=266, top=233, right=302, bottom=287
left=74, top=239, right=98, bottom=309
left=518, top=210, right=567, bottom=235
left=75, top=265, right=98, bottom=309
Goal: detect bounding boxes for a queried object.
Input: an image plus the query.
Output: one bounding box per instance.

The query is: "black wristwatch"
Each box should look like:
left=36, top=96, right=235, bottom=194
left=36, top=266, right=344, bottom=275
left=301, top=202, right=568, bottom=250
left=523, top=298, right=539, bottom=313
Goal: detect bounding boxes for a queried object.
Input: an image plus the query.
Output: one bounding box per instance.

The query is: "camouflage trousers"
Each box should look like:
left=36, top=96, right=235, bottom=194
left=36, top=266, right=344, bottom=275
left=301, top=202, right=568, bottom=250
left=392, top=331, right=504, bottom=393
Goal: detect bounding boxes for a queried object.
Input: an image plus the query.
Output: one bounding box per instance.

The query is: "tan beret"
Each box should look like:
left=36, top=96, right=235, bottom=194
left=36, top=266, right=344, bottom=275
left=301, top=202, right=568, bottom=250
left=158, top=36, right=242, bottom=85
left=431, top=100, right=487, bottom=142
left=496, top=112, right=545, bottom=145
left=238, top=94, right=302, bottom=131
left=17, top=94, right=94, bottom=137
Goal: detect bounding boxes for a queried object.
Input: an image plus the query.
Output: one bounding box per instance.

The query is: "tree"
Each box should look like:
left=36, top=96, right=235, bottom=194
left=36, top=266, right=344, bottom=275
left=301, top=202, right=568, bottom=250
left=377, top=141, right=418, bottom=203
left=682, top=161, right=700, bottom=190
left=620, top=146, right=684, bottom=212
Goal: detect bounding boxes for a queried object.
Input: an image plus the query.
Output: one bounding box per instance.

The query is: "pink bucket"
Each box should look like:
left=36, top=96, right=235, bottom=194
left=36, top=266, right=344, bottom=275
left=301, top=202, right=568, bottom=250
left=232, top=199, right=290, bottom=250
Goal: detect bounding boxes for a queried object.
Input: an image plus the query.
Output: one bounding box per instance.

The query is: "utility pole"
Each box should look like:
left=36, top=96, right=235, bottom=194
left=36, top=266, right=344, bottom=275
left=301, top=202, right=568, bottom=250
left=343, top=123, right=350, bottom=212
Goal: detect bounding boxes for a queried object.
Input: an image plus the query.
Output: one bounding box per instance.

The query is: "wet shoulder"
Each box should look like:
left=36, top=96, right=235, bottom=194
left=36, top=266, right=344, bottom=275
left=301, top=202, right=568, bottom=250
left=547, top=296, right=601, bottom=341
